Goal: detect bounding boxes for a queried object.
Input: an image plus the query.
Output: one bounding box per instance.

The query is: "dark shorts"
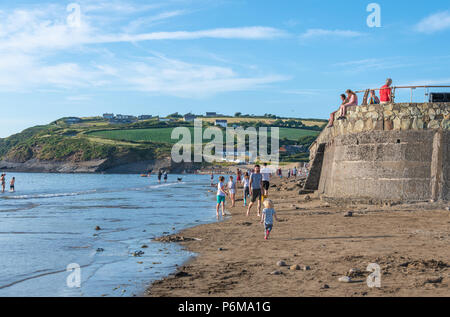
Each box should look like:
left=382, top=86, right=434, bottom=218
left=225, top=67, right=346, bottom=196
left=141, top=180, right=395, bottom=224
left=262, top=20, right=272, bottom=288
left=265, top=223, right=273, bottom=232
left=251, top=189, right=262, bottom=202
left=262, top=181, right=270, bottom=191
left=10, top=186, right=14, bottom=190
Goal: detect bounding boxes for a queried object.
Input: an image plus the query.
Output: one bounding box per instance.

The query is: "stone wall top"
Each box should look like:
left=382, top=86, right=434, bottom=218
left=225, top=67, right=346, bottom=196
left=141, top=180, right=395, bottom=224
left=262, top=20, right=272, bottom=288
left=310, top=102, right=450, bottom=159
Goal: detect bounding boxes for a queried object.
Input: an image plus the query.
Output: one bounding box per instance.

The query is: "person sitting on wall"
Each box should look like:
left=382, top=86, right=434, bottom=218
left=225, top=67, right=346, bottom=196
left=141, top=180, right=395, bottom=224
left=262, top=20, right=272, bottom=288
left=380, top=78, right=393, bottom=104
left=369, top=90, right=380, bottom=104
left=336, top=89, right=358, bottom=120
left=328, top=94, right=347, bottom=128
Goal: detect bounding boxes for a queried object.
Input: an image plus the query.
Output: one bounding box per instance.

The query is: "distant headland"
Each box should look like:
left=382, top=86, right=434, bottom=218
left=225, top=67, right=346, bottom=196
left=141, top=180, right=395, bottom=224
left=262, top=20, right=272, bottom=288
left=0, top=113, right=326, bottom=174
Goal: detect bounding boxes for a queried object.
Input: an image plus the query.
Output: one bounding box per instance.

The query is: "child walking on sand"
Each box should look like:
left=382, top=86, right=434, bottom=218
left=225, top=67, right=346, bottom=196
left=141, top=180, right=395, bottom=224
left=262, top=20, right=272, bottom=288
left=242, top=172, right=250, bottom=206
left=227, top=176, right=236, bottom=207
left=260, top=199, right=278, bottom=240
left=216, top=176, right=229, bottom=219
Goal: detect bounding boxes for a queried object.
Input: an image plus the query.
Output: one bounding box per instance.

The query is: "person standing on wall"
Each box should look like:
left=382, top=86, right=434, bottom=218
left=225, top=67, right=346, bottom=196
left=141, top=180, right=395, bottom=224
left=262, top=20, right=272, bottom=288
left=380, top=78, right=393, bottom=104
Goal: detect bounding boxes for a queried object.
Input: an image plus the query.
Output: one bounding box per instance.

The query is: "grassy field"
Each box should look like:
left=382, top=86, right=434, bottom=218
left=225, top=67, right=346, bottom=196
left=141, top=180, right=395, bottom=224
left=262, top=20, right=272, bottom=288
left=88, top=127, right=320, bottom=144
left=201, top=117, right=326, bottom=127
left=277, top=128, right=319, bottom=140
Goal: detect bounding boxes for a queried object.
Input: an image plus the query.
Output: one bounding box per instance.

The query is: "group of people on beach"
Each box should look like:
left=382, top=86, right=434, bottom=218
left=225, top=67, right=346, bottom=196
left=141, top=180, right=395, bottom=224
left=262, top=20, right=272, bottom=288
left=0, top=173, right=15, bottom=193
left=328, top=78, right=393, bottom=128
left=157, top=170, right=169, bottom=183
left=276, top=166, right=300, bottom=178
left=212, top=163, right=295, bottom=240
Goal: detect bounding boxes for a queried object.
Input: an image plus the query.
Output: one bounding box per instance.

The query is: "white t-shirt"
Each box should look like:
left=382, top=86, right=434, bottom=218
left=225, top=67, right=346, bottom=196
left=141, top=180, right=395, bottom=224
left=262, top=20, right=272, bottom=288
left=228, top=180, right=236, bottom=194
left=217, top=182, right=226, bottom=196
left=261, top=167, right=272, bottom=182
left=242, top=178, right=250, bottom=188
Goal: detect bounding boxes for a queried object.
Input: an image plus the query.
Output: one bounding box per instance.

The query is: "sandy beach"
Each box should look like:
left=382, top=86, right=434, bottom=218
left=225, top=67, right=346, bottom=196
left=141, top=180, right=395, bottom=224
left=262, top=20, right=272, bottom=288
left=147, top=176, right=450, bottom=297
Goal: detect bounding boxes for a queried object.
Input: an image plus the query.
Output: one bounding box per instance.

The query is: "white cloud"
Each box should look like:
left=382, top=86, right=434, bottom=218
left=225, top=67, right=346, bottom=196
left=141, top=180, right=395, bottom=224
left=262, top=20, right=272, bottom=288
left=401, top=78, right=450, bottom=86
left=0, top=53, right=109, bottom=91
left=300, top=28, right=364, bottom=39
left=0, top=5, right=285, bottom=52
left=333, top=58, right=412, bottom=73
left=81, top=0, right=164, bottom=14
left=123, top=10, right=188, bottom=32
left=282, top=89, right=327, bottom=96
left=0, top=3, right=288, bottom=97
left=93, top=27, right=286, bottom=44
left=121, top=56, right=289, bottom=98
left=66, top=95, right=92, bottom=102
left=284, top=19, right=300, bottom=28
left=415, top=11, right=450, bottom=33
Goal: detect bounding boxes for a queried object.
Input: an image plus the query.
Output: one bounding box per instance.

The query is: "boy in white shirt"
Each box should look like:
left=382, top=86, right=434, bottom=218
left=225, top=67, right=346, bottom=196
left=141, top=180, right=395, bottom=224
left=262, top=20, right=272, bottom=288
left=260, top=163, right=272, bottom=196
left=216, top=176, right=229, bottom=218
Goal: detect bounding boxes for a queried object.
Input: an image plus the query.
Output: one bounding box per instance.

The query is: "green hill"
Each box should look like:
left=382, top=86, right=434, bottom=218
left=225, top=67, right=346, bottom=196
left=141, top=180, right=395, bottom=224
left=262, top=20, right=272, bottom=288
left=88, top=127, right=319, bottom=144
left=0, top=116, right=325, bottom=166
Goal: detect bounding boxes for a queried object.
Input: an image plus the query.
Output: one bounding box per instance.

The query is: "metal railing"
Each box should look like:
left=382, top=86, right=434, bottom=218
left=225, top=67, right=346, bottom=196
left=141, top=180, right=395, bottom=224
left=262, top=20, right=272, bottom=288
left=355, top=85, right=450, bottom=104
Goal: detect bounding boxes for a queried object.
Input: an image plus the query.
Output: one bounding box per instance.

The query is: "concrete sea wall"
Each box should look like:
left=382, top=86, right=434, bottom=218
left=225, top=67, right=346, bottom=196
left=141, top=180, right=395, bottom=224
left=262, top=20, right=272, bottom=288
left=306, top=102, right=450, bottom=202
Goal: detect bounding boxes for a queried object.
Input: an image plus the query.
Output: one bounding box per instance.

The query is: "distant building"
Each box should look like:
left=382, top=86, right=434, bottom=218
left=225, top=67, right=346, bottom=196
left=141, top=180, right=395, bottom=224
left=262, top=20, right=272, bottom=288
left=103, top=113, right=114, bottom=119
left=184, top=114, right=197, bottom=122
left=115, top=114, right=136, bottom=120
left=110, top=114, right=137, bottom=124
left=159, top=118, right=172, bottom=122
left=215, top=119, right=228, bottom=128
left=206, top=112, right=217, bottom=117
left=138, top=115, right=153, bottom=120
left=65, top=117, right=82, bottom=124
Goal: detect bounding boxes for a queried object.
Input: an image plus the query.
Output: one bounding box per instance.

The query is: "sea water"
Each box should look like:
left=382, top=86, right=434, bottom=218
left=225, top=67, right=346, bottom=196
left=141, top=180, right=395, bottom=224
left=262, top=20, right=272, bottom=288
left=0, top=173, right=218, bottom=297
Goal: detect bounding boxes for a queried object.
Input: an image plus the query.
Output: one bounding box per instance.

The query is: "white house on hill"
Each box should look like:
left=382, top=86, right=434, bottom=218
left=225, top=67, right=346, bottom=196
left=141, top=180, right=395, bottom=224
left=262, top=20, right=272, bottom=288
left=215, top=119, right=228, bottom=128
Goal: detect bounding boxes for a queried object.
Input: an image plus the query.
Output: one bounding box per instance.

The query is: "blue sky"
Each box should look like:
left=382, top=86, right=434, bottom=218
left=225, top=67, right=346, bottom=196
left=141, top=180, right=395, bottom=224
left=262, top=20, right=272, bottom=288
left=1, top=0, right=450, bottom=137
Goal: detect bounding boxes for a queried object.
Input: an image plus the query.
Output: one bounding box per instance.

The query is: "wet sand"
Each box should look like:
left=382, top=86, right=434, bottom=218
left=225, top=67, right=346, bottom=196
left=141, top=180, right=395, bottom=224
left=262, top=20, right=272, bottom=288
left=147, top=177, right=450, bottom=297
